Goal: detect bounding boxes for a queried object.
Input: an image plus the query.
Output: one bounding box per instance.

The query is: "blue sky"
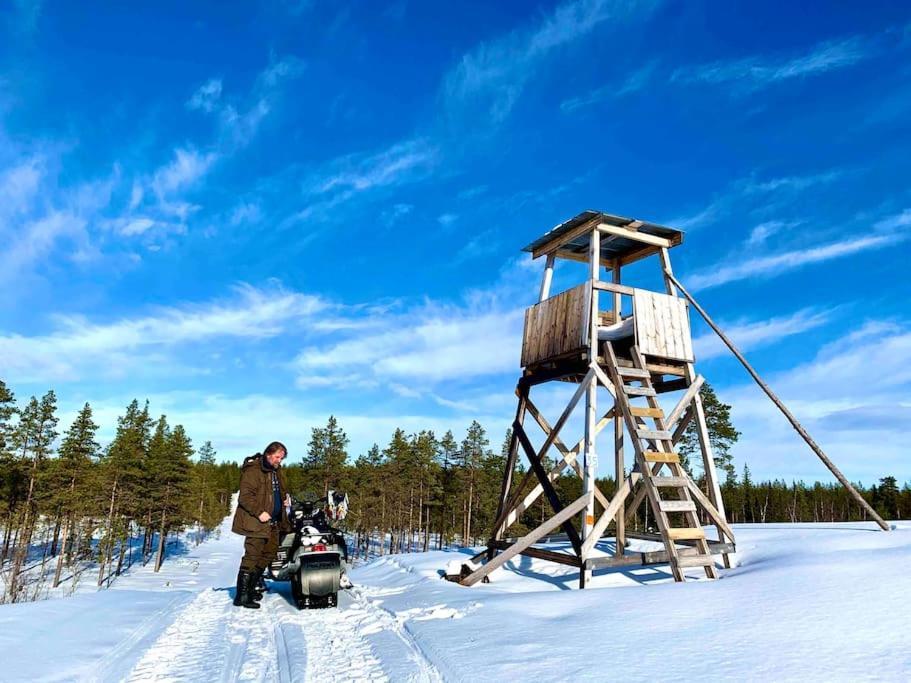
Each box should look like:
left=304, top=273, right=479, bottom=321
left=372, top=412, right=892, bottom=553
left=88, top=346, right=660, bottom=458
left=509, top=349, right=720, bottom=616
left=1, top=0, right=909, bottom=483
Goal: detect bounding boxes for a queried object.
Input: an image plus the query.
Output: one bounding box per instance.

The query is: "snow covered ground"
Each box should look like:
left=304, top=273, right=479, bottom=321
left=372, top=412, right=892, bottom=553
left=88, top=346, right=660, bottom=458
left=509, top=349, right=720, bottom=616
left=2, top=507, right=909, bottom=682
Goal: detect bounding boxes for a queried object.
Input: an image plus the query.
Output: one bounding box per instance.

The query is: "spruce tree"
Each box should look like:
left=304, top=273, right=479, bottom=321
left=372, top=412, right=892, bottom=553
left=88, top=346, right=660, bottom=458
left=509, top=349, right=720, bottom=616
left=678, top=383, right=739, bottom=483
left=303, top=416, right=349, bottom=495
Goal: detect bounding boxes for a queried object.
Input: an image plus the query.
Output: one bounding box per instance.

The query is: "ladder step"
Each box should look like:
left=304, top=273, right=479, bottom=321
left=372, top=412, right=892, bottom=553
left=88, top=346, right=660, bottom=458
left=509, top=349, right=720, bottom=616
left=667, top=528, right=706, bottom=541
left=659, top=500, right=697, bottom=513
left=631, top=406, right=664, bottom=418
left=676, top=555, right=715, bottom=568
left=643, top=451, right=679, bottom=463
left=618, top=367, right=650, bottom=379
left=653, top=476, right=689, bottom=487
left=624, top=386, right=656, bottom=397
left=637, top=430, right=673, bottom=441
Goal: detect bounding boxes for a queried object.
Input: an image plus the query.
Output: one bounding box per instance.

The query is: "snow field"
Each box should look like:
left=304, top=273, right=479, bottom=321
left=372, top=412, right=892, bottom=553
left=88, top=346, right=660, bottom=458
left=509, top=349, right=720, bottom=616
left=2, top=505, right=909, bottom=682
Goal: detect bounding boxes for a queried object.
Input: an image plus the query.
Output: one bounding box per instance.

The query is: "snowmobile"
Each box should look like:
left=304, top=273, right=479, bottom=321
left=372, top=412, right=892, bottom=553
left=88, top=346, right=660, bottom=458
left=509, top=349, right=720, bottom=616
left=268, top=490, right=351, bottom=609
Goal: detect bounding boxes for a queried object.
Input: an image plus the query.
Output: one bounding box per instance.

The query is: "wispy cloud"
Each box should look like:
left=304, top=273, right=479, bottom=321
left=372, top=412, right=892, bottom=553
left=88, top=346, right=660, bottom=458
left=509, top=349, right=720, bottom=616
left=186, top=78, right=223, bottom=113
left=686, top=209, right=911, bottom=290
left=443, top=0, right=659, bottom=126
left=0, top=283, right=326, bottom=383
left=672, top=35, right=875, bottom=93
left=310, top=138, right=437, bottom=196
left=693, top=307, right=835, bottom=361
left=560, top=60, right=657, bottom=113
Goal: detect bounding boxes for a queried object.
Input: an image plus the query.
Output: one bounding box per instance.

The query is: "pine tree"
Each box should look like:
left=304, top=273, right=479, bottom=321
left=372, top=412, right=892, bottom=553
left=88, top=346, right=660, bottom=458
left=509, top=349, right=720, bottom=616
left=460, top=421, right=490, bottom=544
left=678, top=383, right=739, bottom=484
left=303, top=416, right=349, bottom=495
left=52, top=403, right=99, bottom=588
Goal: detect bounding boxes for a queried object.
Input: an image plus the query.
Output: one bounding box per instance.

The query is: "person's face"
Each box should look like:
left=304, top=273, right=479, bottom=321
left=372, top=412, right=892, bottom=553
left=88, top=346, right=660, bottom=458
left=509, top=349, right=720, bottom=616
left=266, top=449, right=286, bottom=468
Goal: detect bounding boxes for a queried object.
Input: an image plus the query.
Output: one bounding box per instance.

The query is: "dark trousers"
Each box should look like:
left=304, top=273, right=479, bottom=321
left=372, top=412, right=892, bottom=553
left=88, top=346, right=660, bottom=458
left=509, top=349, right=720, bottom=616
left=240, top=528, right=279, bottom=571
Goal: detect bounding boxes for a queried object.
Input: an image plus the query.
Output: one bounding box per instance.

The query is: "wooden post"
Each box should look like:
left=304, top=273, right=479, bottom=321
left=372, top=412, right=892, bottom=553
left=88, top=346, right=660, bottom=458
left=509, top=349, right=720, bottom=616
left=612, top=259, right=625, bottom=556
left=490, top=383, right=527, bottom=559
left=539, top=254, right=555, bottom=301
left=581, top=228, right=600, bottom=587
left=665, top=269, right=891, bottom=532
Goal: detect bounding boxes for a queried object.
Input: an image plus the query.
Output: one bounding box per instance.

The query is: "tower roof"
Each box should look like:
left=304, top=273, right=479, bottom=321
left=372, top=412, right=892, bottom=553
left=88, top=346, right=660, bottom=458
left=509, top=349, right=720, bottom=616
left=523, top=210, right=684, bottom=267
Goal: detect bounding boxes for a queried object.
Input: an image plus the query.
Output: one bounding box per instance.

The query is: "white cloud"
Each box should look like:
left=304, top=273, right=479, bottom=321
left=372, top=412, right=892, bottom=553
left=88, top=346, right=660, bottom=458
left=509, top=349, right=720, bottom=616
left=0, top=283, right=327, bottom=383
left=187, top=78, right=223, bottom=113
left=687, top=217, right=909, bottom=291
left=672, top=36, right=875, bottom=92
left=0, top=156, right=43, bottom=217
left=721, top=320, right=911, bottom=482
left=151, top=147, right=218, bottom=196
left=443, top=0, right=659, bottom=125
left=311, top=138, right=437, bottom=195
left=693, top=308, right=834, bottom=361
left=560, top=60, right=657, bottom=113
left=120, top=217, right=155, bottom=236
left=745, top=220, right=792, bottom=247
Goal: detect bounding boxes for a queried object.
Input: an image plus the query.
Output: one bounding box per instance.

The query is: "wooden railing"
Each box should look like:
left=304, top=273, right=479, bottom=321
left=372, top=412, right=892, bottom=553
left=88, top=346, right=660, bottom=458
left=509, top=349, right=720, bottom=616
left=521, top=282, right=590, bottom=367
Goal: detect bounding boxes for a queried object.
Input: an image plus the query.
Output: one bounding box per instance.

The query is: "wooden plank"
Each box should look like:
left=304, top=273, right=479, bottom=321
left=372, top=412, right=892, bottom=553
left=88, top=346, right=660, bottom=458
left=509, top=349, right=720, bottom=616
left=637, top=429, right=672, bottom=441
left=490, top=541, right=582, bottom=567
left=631, top=406, right=664, bottom=418
left=624, top=386, right=656, bottom=397
left=659, top=500, right=697, bottom=513
left=653, top=476, right=689, bottom=487
left=667, top=528, right=705, bottom=541
left=618, top=367, right=650, bottom=379
left=676, top=555, right=715, bottom=568
left=460, top=493, right=591, bottom=586
left=592, top=280, right=636, bottom=297
left=597, top=223, right=672, bottom=248
left=643, top=451, right=679, bottom=463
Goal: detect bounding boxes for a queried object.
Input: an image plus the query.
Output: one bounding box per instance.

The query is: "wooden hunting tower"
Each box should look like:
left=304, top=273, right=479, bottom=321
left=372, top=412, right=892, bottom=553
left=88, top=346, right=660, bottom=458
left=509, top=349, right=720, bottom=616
left=461, top=210, right=736, bottom=587
left=458, top=209, right=889, bottom=589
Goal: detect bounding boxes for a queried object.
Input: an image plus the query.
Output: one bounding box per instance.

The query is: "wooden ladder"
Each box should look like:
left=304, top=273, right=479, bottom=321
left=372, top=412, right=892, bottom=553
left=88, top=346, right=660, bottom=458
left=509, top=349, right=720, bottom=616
left=603, top=342, right=717, bottom=582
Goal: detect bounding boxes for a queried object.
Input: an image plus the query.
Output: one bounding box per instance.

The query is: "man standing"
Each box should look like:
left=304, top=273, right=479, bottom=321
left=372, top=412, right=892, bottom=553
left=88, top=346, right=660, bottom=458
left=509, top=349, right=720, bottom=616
left=231, top=441, right=291, bottom=609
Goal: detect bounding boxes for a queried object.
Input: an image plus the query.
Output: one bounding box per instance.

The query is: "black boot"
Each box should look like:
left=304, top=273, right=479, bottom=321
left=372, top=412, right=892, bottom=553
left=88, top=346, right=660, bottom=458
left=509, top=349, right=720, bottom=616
left=233, top=569, right=260, bottom=609
left=250, top=568, right=267, bottom=601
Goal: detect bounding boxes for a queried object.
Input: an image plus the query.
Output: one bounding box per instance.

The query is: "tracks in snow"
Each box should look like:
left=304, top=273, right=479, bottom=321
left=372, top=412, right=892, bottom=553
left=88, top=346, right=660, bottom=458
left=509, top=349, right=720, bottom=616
left=122, top=583, right=441, bottom=683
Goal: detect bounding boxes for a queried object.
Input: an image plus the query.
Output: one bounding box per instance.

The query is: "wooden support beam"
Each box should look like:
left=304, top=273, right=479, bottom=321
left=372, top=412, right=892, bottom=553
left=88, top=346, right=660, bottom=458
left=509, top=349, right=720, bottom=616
left=539, top=254, right=555, bottom=301
left=665, top=374, right=704, bottom=428
left=580, top=472, right=641, bottom=556
left=685, top=480, right=736, bottom=542
left=597, top=223, right=672, bottom=248
left=514, top=423, right=584, bottom=556
left=592, top=280, right=636, bottom=297
left=461, top=493, right=591, bottom=586
left=665, top=269, right=891, bottom=532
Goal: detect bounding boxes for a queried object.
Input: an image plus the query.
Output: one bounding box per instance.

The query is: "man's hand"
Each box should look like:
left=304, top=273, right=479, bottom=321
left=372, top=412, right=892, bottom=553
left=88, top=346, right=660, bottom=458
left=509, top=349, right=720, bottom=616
left=258, top=511, right=272, bottom=523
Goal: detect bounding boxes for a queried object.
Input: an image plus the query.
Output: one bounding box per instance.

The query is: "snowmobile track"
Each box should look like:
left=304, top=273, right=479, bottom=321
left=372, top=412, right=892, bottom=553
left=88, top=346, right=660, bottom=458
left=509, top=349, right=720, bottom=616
left=120, top=583, right=439, bottom=683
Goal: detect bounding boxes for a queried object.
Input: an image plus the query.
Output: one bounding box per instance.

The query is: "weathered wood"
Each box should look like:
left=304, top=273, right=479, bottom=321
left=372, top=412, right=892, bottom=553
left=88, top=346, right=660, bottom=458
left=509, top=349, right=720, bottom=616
left=461, top=493, right=591, bottom=586
left=618, top=367, right=650, bottom=379
left=637, top=429, right=673, bottom=441
left=665, top=269, right=890, bottom=532
left=521, top=282, right=589, bottom=367
left=675, top=554, right=716, bottom=568
left=598, top=223, right=672, bottom=248
left=667, top=528, right=705, bottom=541
left=581, top=229, right=601, bottom=588
left=665, top=374, right=704, bottom=429
left=490, top=541, right=582, bottom=567
left=633, top=288, right=694, bottom=362
left=659, top=500, right=697, bottom=513
left=592, top=280, right=636, bottom=297
left=492, top=386, right=527, bottom=543
left=514, top=422, right=583, bottom=556
left=653, top=476, right=689, bottom=487
left=532, top=213, right=603, bottom=259
left=580, top=472, right=641, bottom=556
left=631, top=406, right=664, bottom=418
left=643, top=450, right=679, bottom=463
left=685, top=479, right=736, bottom=542
left=624, top=385, right=656, bottom=397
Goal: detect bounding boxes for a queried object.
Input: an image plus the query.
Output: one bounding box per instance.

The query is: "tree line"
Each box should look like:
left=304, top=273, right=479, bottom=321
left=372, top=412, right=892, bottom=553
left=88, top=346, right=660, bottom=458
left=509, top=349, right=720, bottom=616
left=2, top=377, right=907, bottom=602
left=0, top=380, right=238, bottom=604
left=292, top=406, right=909, bottom=561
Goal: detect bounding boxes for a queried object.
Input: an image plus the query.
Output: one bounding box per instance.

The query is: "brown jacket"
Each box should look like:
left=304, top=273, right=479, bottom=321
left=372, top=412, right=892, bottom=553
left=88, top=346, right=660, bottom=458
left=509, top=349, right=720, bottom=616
left=232, top=453, right=292, bottom=538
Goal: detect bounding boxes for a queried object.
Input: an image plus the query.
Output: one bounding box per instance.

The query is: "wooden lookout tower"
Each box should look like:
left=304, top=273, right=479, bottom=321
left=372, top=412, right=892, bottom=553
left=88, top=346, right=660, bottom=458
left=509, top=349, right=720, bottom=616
left=459, top=210, right=889, bottom=589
